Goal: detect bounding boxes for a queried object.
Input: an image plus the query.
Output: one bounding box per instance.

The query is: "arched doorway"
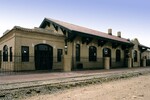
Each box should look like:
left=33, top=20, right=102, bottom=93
left=34, top=44, right=53, bottom=70
left=103, top=48, right=111, bottom=67
left=124, top=50, right=129, bottom=67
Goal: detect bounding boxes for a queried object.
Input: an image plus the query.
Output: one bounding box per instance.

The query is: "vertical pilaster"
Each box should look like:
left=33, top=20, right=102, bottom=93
left=104, top=57, right=110, bottom=70
left=63, top=55, right=72, bottom=72
left=128, top=58, right=132, bottom=68
left=143, top=58, right=146, bottom=67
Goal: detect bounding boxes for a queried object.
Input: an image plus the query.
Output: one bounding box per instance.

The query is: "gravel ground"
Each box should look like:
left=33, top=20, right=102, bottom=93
left=24, top=74, right=150, bottom=100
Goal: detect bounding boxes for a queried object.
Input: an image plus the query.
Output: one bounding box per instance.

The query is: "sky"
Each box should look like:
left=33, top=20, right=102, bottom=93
left=0, top=0, right=150, bottom=46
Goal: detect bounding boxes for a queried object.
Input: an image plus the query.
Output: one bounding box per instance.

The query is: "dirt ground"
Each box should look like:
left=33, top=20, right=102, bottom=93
left=24, top=74, right=150, bottom=100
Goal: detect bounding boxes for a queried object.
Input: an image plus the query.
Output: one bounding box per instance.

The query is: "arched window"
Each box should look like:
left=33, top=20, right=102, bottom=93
left=116, top=49, right=121, bottom=62
left=3, top=45, right=8, bottom=61
left=89, top=46, right=97, bottom=61
left=124, top=50, right=129, bottom=58
left=76, top=44, right=80, bottom=61
left=103, top=48, right=111, bottom=67
left=134, top=50, right=138, bottom=62
left=103, top=48, right=111, bottom=57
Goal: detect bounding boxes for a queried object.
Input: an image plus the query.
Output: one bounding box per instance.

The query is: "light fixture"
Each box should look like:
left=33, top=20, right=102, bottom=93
left=64, top=45, right=68, bottom=54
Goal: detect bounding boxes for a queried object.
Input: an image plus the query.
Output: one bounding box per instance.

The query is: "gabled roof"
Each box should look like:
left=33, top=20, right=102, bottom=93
left=40, top=18, right=132, bottom=44
left=132, top=38, right=150, bottom=49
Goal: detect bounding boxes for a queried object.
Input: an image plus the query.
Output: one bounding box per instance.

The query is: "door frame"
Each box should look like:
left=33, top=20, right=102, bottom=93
left=34, top=44, right=53, bottom=70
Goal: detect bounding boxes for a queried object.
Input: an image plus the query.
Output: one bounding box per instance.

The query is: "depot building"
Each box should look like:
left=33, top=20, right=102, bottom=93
left=0, top=18, right=149, bottom=71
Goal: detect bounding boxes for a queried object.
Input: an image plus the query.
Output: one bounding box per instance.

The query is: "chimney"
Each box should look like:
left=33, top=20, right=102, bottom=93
left=108, top=29, right=112, bottom=35
left=117, top=31, right=121, bottom=38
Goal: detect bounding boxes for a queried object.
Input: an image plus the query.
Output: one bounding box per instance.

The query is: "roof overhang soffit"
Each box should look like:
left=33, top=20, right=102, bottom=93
left=139, top=45, right=150, bottom=52
left=40, top=19, right=72, bottom=36
left=39, top=19, right=133, bottom=48
left=121, top=44, right=133, bottom=50
left=72, top=31, right=133, bottom=47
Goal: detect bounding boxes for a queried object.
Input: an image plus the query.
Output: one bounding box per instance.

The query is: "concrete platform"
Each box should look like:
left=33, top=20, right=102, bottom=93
left=0, top=67, right=149, bottom=84
left=0, top=67, right=150, bottom=99
left=0, top=67, right=150, bottom=88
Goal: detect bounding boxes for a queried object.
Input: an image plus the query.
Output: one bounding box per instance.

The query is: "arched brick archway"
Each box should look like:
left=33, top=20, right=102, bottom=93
left=34, top=44, right=53, bottom=70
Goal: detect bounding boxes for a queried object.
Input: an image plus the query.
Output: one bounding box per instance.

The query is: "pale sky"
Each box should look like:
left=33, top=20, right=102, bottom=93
left=0, top=0, right=150, bottom=46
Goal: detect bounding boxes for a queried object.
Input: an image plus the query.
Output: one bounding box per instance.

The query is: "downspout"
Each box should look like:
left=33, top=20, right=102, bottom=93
left=72, top=40, right=74, bottom=70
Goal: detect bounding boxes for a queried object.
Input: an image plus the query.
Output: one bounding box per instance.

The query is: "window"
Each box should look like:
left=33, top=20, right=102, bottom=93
left=103, top=48, right=108, bottom=57
left=57, top=49, right=62, bottom=62
left=124, top=50, right=129, bottom=58
left=89, top=46, right=97, bottom=61
left=21, top=46, right=29, bottom=62
left=76, top=44, right=80, bottom=61
left=134, top=50, right=138, bottom=62
left=10, top=47, right=12, bottom=62
left=103, top=48, right=111, bottom=57
left=3, top=45, right=8, bottom=62
left=116, top=49, right=121, bottom=62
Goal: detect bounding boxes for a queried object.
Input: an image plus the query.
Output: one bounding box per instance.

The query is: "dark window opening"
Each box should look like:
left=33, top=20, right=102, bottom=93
left=103, top=48, right=111, bottom=57
left=3, top=45, right=8, bottom=62
left=21, top=46, right=29, bottom=62
left=125, top=50, right=129, bottom=58
left=89, top=46, right=97, bottom=61
left=10, top=47, right=12, bottom=62
left=116, top=49, right=121, bottom=62
left=103, top=48, right=111, bottom=67
left=134, top=50, right=138, bottom=62
left=57, top=49, right=62, bottom=62
left=76, top=44, right=80, bottom=61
